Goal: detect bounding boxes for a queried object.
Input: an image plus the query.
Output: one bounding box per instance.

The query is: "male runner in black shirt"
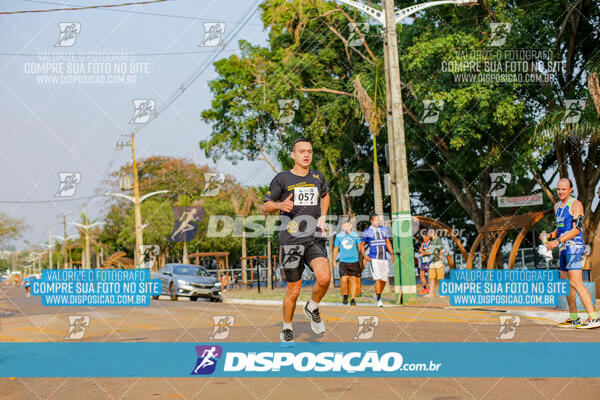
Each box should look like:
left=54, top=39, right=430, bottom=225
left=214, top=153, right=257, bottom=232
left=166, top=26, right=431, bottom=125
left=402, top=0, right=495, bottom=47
left=263, top=137, right=331, bottom=346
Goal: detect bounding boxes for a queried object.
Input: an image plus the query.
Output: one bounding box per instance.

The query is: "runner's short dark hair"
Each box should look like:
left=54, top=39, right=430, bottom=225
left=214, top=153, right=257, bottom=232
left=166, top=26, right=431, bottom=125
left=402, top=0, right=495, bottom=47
left=291, top=137, right=311, bottom=151
left=370, top=213, right=379, bottom=221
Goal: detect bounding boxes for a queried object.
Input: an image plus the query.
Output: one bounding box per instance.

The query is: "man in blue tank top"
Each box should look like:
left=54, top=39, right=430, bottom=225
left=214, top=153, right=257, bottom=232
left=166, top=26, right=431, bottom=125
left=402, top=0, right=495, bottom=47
left=542, top=178, right=599, bottom=329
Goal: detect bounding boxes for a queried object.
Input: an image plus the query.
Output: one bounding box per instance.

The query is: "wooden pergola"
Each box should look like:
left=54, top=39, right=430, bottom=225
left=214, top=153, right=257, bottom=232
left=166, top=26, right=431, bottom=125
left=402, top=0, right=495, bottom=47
left=189, top=251, right=229, bottom=278
left=466, top=209, right=553, bottom=269
left=414, top=215, right=468, bottom=269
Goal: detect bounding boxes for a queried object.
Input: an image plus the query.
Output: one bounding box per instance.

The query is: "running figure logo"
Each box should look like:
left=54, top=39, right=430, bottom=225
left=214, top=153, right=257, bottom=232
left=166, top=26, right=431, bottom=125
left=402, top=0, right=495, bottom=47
left=496, top=316, right=520, bottom=340
left=55, top=172, right=81, bottom=197
left=488, top=173, right=511, bottom=197
left=420, top=100, right=444, bottom=124
left=129, top=99, right=156, bottom=124
left=65, top=315, right=90, bottom=340
left=281, top=245, right=305, bottom=269
left=354, top=316, right=379, bottom=340
left=202, top=173, right=225, bottom=197
left=191, top=345, right=222, bottom=375
left=199, top=22, right=226, bottom=47
left=209, top=315, right=235, bottom=340
left=347, top=23, right=370, bottom=47
left=55, top=23, right=81, bottom=47
left=169, top=206, right=205, bottom=242
left=277, top=99, right=299, bottom=124
left=489, top=23, right=511, bottom=47
left=346, top=173, right=370, bottom=197
left=562, top=100, right=586, bottom=124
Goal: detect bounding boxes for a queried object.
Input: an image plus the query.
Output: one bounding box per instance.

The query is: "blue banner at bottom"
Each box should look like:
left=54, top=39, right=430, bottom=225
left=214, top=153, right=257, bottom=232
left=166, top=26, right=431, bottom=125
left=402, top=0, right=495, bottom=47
left=1, top=342, right=599, bottom=377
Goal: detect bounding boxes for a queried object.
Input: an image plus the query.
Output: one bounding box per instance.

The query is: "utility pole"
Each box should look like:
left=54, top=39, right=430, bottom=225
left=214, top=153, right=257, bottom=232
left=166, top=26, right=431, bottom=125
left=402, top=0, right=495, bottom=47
left=85, top=205, right=90, bottom=269
left=131, top=133, right=143, bottom=266
left=116, top=134, right=144, bottom=265
left=48, top=225, right=53, bottom=269
left=63, top=215, right=68, bottom=268
left=382, top=0, right=416, bottom=304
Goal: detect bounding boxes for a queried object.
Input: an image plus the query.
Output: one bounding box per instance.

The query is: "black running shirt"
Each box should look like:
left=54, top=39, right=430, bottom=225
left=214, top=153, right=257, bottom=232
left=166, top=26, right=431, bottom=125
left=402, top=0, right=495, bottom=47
left=263, top=169, right=328, bottom=245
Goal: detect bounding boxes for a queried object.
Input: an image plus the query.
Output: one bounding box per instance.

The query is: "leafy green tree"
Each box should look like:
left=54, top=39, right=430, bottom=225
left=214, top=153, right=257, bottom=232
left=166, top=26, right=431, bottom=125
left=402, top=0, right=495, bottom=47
left=200, top=0, right=599, bottom=269
left=0, top=213, right=28, bottom=248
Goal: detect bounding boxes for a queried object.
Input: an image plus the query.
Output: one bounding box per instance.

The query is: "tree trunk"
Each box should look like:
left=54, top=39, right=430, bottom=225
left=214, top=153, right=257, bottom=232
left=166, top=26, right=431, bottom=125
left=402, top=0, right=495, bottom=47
left=556, top=139, right=568, bottom=178
left=183, top=242, right=189, bottom=264
left=329, top=160, right=349, bottom=217
left=373, top=161, right=384, bottom=217
left=372, top=130, right=384, bottom=217
left=338, top=186, right=348, bottom=217
left=328, top=224, right=335, bottom=288
left=159, top=253, right=165, bottom=271
left=241, top=218, right=247, bottom=284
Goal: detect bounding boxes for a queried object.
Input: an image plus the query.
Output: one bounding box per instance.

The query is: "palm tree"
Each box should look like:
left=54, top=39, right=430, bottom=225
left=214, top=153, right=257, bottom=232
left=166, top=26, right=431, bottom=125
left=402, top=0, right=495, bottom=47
left=587, top=52, right=600, bottom=115
left=88, top=225, right=103, bottom=268
left=230, top=187, right=263, bottom=285
left=353, top=61, right=386, bottom=217
left=70, top=211, right=104, bottom=269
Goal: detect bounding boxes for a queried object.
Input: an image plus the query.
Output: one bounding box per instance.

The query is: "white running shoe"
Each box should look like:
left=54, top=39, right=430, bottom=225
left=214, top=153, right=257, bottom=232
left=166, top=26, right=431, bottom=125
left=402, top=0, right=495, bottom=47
left=377, top=299, right=383, bottom=307
left=576, top=317, right=600, bottom=329
left=304, top=303, right=326, bottom=334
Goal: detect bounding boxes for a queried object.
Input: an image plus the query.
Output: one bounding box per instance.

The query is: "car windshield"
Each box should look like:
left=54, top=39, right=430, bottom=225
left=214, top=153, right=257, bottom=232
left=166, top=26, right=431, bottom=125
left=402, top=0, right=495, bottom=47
left=172, top=266, right=210, bottom=277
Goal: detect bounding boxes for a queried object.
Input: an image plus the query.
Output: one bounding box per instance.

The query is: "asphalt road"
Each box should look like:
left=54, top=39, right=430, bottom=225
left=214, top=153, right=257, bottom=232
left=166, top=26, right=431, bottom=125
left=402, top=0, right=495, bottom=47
left=2, top=284, right=600, bottom=399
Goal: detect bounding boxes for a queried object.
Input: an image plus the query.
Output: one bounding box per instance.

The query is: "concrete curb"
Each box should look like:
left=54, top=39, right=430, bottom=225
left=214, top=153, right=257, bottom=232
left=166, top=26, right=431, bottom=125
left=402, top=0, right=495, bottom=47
left=223, top=298, right=399, bottom=307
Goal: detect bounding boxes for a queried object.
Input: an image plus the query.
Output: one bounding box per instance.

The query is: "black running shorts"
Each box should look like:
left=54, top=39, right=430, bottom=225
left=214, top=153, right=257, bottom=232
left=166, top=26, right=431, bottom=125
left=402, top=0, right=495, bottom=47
left=279, top=239, right=328, bottom=283
left=339, top=261, right=361, bottom=277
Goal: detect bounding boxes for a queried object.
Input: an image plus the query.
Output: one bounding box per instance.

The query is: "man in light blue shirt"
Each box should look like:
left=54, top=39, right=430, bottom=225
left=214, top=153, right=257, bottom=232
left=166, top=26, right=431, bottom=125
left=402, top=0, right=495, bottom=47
left=333, top=220, right=362, bottom=306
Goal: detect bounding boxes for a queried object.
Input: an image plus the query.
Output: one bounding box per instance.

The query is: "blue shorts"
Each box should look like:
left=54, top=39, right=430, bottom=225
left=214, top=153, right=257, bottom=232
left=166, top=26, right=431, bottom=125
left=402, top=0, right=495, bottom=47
left=419, top=261, right=430, bottom=272
left=559, top=250, right=583, bottom=271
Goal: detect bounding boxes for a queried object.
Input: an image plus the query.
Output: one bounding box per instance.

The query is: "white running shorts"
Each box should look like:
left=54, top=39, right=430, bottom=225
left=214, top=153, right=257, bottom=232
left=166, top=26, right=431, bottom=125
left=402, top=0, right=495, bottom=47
left=370, top=259, right=389, bottom=282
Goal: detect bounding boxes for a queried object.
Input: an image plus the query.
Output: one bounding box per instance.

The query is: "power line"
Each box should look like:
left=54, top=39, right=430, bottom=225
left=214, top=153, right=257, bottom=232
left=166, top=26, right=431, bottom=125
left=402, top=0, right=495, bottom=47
left=0, top=196, right=98, bottom=204
left=0, top=49, right=238, bottom=57
left=18, top=0, right=264, bottom=25
left=132, top=0, right=263, bottom=138
left=74, top=0, right=263, bottom=224
left=1, top=0, right=170, bottom=15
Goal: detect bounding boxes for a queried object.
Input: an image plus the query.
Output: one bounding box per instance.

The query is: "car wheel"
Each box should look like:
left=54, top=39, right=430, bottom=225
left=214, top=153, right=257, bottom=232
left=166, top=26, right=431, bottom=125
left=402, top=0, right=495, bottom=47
left=190, top=296, right=198, bottom=302
left=169, top=283, right=178, bottom=301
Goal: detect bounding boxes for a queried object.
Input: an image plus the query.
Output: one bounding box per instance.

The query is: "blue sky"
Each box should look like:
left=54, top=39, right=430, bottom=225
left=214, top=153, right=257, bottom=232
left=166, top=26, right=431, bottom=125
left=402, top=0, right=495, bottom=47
left=0, top=0, right=272, bottom=248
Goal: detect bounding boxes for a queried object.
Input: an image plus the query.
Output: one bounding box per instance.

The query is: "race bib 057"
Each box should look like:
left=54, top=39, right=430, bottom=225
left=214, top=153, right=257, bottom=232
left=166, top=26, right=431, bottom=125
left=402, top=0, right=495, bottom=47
left=294, top=186, right=318, bottom=206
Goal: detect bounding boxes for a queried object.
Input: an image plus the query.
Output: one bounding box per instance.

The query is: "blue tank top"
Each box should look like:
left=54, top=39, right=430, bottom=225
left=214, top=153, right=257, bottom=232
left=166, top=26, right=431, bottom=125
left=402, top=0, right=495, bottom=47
left=556, top=197, right=584, bottom=247
left=421, top=241, right=431, bottom=262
